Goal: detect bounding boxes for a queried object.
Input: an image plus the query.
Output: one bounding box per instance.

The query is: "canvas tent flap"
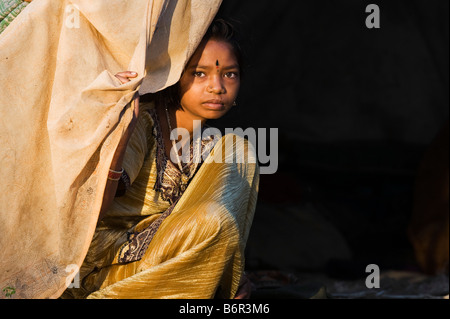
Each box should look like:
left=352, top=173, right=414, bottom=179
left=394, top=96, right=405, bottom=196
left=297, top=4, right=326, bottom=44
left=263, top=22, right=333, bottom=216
left=0, top=0, right=221, bottom=299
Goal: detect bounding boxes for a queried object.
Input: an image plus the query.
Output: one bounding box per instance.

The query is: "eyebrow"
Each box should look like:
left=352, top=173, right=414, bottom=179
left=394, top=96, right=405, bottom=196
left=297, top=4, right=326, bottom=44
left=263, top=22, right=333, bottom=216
left=188, top=64, right=240, bottom=71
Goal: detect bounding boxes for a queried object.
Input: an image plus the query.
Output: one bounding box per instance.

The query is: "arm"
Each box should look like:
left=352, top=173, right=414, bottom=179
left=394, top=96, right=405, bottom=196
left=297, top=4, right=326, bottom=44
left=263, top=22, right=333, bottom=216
left=99, top=71, right=139, bottom=221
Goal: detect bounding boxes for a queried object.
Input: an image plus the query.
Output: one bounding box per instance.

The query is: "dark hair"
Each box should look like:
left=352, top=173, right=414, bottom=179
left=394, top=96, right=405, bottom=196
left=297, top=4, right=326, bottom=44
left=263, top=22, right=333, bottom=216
left=152, top=18, right=244, bottom=110
left=202, top=18, right=244, bottom=74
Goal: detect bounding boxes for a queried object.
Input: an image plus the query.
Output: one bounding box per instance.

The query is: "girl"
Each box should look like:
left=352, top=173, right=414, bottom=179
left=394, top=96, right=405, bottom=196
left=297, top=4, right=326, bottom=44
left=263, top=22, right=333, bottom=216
left=62, top=18, right=259, bottom=299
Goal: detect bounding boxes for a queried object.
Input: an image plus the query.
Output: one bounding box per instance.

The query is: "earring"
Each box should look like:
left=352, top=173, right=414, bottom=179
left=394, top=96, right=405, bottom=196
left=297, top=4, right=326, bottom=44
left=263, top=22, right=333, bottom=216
left=232, top=101, right=237, bottom=106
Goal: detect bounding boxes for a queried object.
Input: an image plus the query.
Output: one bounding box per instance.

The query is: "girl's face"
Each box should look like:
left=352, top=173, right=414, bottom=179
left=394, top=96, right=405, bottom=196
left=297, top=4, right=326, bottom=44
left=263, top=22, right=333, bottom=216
left=178, top=39, right=240, bottom=122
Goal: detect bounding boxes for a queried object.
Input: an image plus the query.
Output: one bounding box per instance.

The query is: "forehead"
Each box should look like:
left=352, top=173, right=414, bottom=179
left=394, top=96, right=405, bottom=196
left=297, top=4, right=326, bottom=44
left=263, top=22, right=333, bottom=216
left=187, top=39, right=238, bottom=67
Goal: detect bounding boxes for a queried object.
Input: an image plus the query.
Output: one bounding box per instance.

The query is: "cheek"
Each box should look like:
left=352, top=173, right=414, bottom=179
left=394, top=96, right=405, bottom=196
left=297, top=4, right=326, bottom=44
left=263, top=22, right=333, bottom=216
left=179, top=82, right=204, bottom=104
left=228, top=82, right=241, bottom=99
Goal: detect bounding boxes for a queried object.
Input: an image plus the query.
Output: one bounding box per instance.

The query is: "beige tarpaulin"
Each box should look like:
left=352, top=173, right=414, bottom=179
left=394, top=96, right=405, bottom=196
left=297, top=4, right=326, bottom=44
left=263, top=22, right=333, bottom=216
left=0, top=0, right=221, bottom=299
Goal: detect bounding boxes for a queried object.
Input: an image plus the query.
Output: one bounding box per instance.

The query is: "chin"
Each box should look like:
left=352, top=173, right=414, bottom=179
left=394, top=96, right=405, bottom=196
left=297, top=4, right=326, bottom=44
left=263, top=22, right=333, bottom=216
left=203, top=110, right=229, bottom=121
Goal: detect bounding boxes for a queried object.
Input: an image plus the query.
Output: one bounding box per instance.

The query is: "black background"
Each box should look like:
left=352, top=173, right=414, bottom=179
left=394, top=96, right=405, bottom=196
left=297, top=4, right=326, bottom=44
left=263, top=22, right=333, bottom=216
left=208, top=0, right=449, bottom=278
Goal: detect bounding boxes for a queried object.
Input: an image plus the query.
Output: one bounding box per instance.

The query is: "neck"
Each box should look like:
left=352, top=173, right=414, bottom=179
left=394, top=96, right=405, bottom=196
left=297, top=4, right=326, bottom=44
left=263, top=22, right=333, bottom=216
left=161, top=104, right=206, bottom=142
left=177, top=115, right=206, bottom=139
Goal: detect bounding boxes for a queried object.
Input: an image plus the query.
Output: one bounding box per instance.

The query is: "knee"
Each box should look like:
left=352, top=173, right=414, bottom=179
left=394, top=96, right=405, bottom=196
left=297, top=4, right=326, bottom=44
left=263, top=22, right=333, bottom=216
left=185, top=201, right=239, bottom=245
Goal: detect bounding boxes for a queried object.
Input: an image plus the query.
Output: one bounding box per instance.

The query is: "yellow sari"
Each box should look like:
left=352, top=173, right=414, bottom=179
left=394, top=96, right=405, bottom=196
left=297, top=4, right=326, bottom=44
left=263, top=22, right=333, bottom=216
left=61, top=102, right=260, bottom=299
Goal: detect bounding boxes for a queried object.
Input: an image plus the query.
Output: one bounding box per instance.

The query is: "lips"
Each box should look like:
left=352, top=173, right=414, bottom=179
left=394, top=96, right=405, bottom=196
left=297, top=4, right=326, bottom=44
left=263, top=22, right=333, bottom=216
left=203, top=99, right=224, bottom=105
left=202, top=99, right=225, bottom=110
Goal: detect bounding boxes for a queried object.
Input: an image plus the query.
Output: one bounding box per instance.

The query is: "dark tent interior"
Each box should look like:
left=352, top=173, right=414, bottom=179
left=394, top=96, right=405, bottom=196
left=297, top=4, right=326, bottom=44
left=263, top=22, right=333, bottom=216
left=207, top=0, right=449, bottom=298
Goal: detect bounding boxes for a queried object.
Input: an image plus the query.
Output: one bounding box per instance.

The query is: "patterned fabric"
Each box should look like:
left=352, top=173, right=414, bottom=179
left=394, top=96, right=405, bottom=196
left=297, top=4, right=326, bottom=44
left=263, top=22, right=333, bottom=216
left=117, top=197, right=180, bottom=263
left=149, top=107, right=219, bottom=205
left=0, top=0, right=29, bottom=34
left=117, top=107, right=219, bottom=263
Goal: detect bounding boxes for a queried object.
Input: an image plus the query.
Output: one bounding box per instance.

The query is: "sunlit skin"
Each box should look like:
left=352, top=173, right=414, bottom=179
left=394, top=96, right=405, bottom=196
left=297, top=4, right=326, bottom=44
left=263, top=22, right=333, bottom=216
left=159, top=39, right=241, bottom=140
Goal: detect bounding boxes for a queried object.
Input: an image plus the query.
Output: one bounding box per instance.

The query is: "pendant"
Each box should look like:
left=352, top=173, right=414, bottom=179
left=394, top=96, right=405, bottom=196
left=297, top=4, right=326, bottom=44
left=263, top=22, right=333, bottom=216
left=181, top=173, right=190, bottom=185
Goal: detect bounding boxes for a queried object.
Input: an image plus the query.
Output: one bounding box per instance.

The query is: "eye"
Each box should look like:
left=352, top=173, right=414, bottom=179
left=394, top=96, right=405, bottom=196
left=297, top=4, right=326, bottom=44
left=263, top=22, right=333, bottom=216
left=193, top=71, right=206, bottom=78
left=225, top=72, right=239, bottom=79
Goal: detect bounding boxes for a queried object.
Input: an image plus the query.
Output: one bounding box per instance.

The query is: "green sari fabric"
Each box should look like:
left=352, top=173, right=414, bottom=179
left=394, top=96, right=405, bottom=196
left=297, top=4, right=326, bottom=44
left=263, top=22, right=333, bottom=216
left=0, top=0, right=30, bottom=34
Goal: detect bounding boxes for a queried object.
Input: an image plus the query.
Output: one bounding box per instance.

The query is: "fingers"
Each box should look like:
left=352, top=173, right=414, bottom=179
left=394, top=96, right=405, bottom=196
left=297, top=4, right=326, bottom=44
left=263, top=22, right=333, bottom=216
left=117, top=71, right=138, bottom=78
left=114, top=71, right=138, bottom=84
left=115, top=72, right=140, bottom=118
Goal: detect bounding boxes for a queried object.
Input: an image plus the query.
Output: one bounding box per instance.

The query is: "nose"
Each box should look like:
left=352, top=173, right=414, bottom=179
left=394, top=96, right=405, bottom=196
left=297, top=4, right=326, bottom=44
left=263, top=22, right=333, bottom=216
left=207, top=75, right=226, bottom=94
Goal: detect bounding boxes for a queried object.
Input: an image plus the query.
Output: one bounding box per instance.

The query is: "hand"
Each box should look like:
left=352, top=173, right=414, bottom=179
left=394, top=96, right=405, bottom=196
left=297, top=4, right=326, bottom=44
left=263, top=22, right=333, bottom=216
left=114, top=71, right=139, bottom=147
